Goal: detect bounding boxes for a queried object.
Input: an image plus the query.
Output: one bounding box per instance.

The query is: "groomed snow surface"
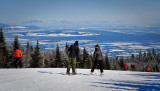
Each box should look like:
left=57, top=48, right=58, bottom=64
left=0, top=68, right=160, bottom=91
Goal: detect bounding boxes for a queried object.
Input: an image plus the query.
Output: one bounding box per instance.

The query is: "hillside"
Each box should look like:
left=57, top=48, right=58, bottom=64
left=0, top=68, right=159, bottom=91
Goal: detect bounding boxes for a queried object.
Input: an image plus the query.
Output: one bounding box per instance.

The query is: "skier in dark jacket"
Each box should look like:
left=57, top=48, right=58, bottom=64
left=91, top=44, right=103, bottom=74
left=14, top=46, right=22, bottom=68
left=67, top=41, right=80, bottom=75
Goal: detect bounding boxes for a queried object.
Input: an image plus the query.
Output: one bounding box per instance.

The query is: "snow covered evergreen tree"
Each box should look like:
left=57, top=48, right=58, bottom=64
left=143, top=51, right=147, bottom=62
left=50, top=51, right=55, bottom=67
left=83, top=47, right=91, bottom=68
left=152, top=48, right=156, bottom=57
left=65, top=42, right=69, bottom=55
left=30, top=39, right=43, bottom=68
left=105, top=52, right=111, bottom=70
left=139, top=50, right=143, bottom=62
left=55, top=43, right=62, bottom=67
left=78, top=48, right=83, bottom=68
left=13, top=34, right=20, bottom=51
left=44, top=58, right=50, bottom=68
left=24, top=41, right=32, bottom=68
left=119, top=57, right=124, bottom=70
left=0, top=26, right=9, bottom=68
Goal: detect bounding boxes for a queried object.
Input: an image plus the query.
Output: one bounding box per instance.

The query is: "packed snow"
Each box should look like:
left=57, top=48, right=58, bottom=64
left=0, top=68, right=160, bottom=91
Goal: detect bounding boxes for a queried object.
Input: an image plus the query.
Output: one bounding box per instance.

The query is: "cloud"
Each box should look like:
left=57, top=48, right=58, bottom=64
left=26, top=31, right=100, bottom=37
left=99, top=42, right=141, bottom=48
left=128, top=45, right=152, bottom=50
left=7, top=26, right=27, bottom=29
left=116, top=53, right=132, bottom=57
left=110, top=49, right=125, bottom=52
left=12, top=34, right=24, bottom=36
left=103, top=29, right=137, bottom=34
left=45, top=48, right=54, bottom=50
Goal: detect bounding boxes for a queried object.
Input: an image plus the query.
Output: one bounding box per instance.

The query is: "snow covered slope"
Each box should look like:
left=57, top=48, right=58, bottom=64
left=0, top=68, right=160, bottom=91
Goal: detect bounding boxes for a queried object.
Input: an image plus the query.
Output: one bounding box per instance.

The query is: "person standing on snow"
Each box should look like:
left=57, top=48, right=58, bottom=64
left=91, top=44, right=103, bottom=74
left=124, top=64, right=128, bottom=71
left=146, top=66, right=150, bottom=72
left=14, top=46, right=23, bottom=68
left=66, top=41, right=80, bottom=75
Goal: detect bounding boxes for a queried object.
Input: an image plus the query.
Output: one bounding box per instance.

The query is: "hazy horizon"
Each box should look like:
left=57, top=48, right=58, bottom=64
left=1, top=0, right=160, bottom=27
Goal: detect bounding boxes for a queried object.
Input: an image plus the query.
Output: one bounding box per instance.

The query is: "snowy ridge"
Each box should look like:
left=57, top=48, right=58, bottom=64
left=0, top=68, right=159, bottom=91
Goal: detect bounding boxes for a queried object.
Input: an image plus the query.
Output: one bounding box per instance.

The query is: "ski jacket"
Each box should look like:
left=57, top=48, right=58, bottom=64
left=68, top=44, right=80, bottom=58
left=93, top=48, right=103, bottom=61
left=14, top=49, right=22, bottom=57
left=147, top=67, right=150, bottom=72
left=124, top=64, right=128, bottom=69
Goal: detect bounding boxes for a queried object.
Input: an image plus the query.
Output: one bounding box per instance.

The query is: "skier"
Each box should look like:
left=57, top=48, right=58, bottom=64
left=14, top=46, right=22, bottom=68
left=146, top=66, right=150, bottom=72
left=66, top=41, right=80, bottom=75
left=124, top=64, right=128, bottom=71
left=91, top=44, right=103, bottom=75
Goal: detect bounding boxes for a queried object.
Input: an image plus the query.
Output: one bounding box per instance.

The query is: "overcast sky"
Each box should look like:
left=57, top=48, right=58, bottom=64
left=0, top=0, right=160, bottom=27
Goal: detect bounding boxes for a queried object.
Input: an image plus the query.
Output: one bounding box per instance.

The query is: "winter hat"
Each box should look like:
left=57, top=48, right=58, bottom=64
left=17, top=46, right=20, bottom=49
left=95, top=44, right=99, bottom=48
left=74, top=41, right=79, bottom=46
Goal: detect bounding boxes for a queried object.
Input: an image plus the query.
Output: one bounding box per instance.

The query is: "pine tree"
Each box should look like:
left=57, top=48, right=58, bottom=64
left=78, top=48, right=84, bottom=68
left=119, top=57, right=124, bottom=70
left=113, top=56, right=119, bottom=70
left=82, top=47, right=87, bottom=68
left=147, top=49, right=152, bottom=60
left=131, top=54, right=135, bottom=62
left=44, top=59, right=50, bottom=68
left=83, top=47, right=91, bottom=68
left=155, top=64, right=159, bottom=72
left=13, top=34, right=20, bottom=51
left=55, top=43, right=61, bottom=67
left=24, top=41, right=32, bottom=68
left=0, top=26, right=9, bottom=67
left=30, top=45, right=33, bottom=52
left=65, top=42, right=69, bottom=55
left=157, top=53, right=160, bottom=64
left=50, top=51, right=55, bottom=67
left=152, top=48, right=156, bottom=57
left=30, top=39, right=43, bottom=68
left=26, top=41, right=30, bottom=49
left=105, top=52, right=111, bottom=70
left=143, top=51, right=147, bottom=62
left=139, top=50, right=143, bottom=61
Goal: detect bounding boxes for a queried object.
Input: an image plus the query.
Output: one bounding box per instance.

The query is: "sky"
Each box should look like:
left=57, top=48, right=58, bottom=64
left=0, top=0, right=160, bottom=27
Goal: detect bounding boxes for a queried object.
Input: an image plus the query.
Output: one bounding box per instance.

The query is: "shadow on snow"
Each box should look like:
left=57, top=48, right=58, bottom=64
left=37, top=71, right=53, bottom=74
left=91, top=73, right=160, bottom=91
left=129, top=72, right=160, bottom=80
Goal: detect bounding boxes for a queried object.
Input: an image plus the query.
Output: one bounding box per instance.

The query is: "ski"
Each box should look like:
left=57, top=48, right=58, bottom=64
left=99, top=73, right=104, bottom=77
left=66, top=73, right=82, bottom=76
left=90, top=73, right=104, bottom=77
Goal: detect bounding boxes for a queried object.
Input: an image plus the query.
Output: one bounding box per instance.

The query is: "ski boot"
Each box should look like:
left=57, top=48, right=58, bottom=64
left=66, top=72, right=70, bottom=75
left=72, top=72, right=77, bottom=75
left=90, top=71, right=94, bottom=75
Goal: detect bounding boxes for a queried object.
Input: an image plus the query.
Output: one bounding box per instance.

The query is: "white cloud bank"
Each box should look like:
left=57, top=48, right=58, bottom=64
left=26, top=32, right=100, bottom=37
left=7, top=26, right=27, bottom=29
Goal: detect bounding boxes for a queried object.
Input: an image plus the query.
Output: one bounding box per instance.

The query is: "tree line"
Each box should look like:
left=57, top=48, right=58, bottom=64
left=0, top=27, right=160, bottom=72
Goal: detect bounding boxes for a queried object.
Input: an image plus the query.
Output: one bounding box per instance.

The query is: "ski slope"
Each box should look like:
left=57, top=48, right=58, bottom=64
left=0, top=68, right=160, bottom=91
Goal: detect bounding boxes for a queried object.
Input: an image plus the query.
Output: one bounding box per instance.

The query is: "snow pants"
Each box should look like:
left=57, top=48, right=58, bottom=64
left=14, top=57, right=22, bottom=68
left=67, top=57, right=76, bottom=73
left=91, top=60, right=103, bottom=73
